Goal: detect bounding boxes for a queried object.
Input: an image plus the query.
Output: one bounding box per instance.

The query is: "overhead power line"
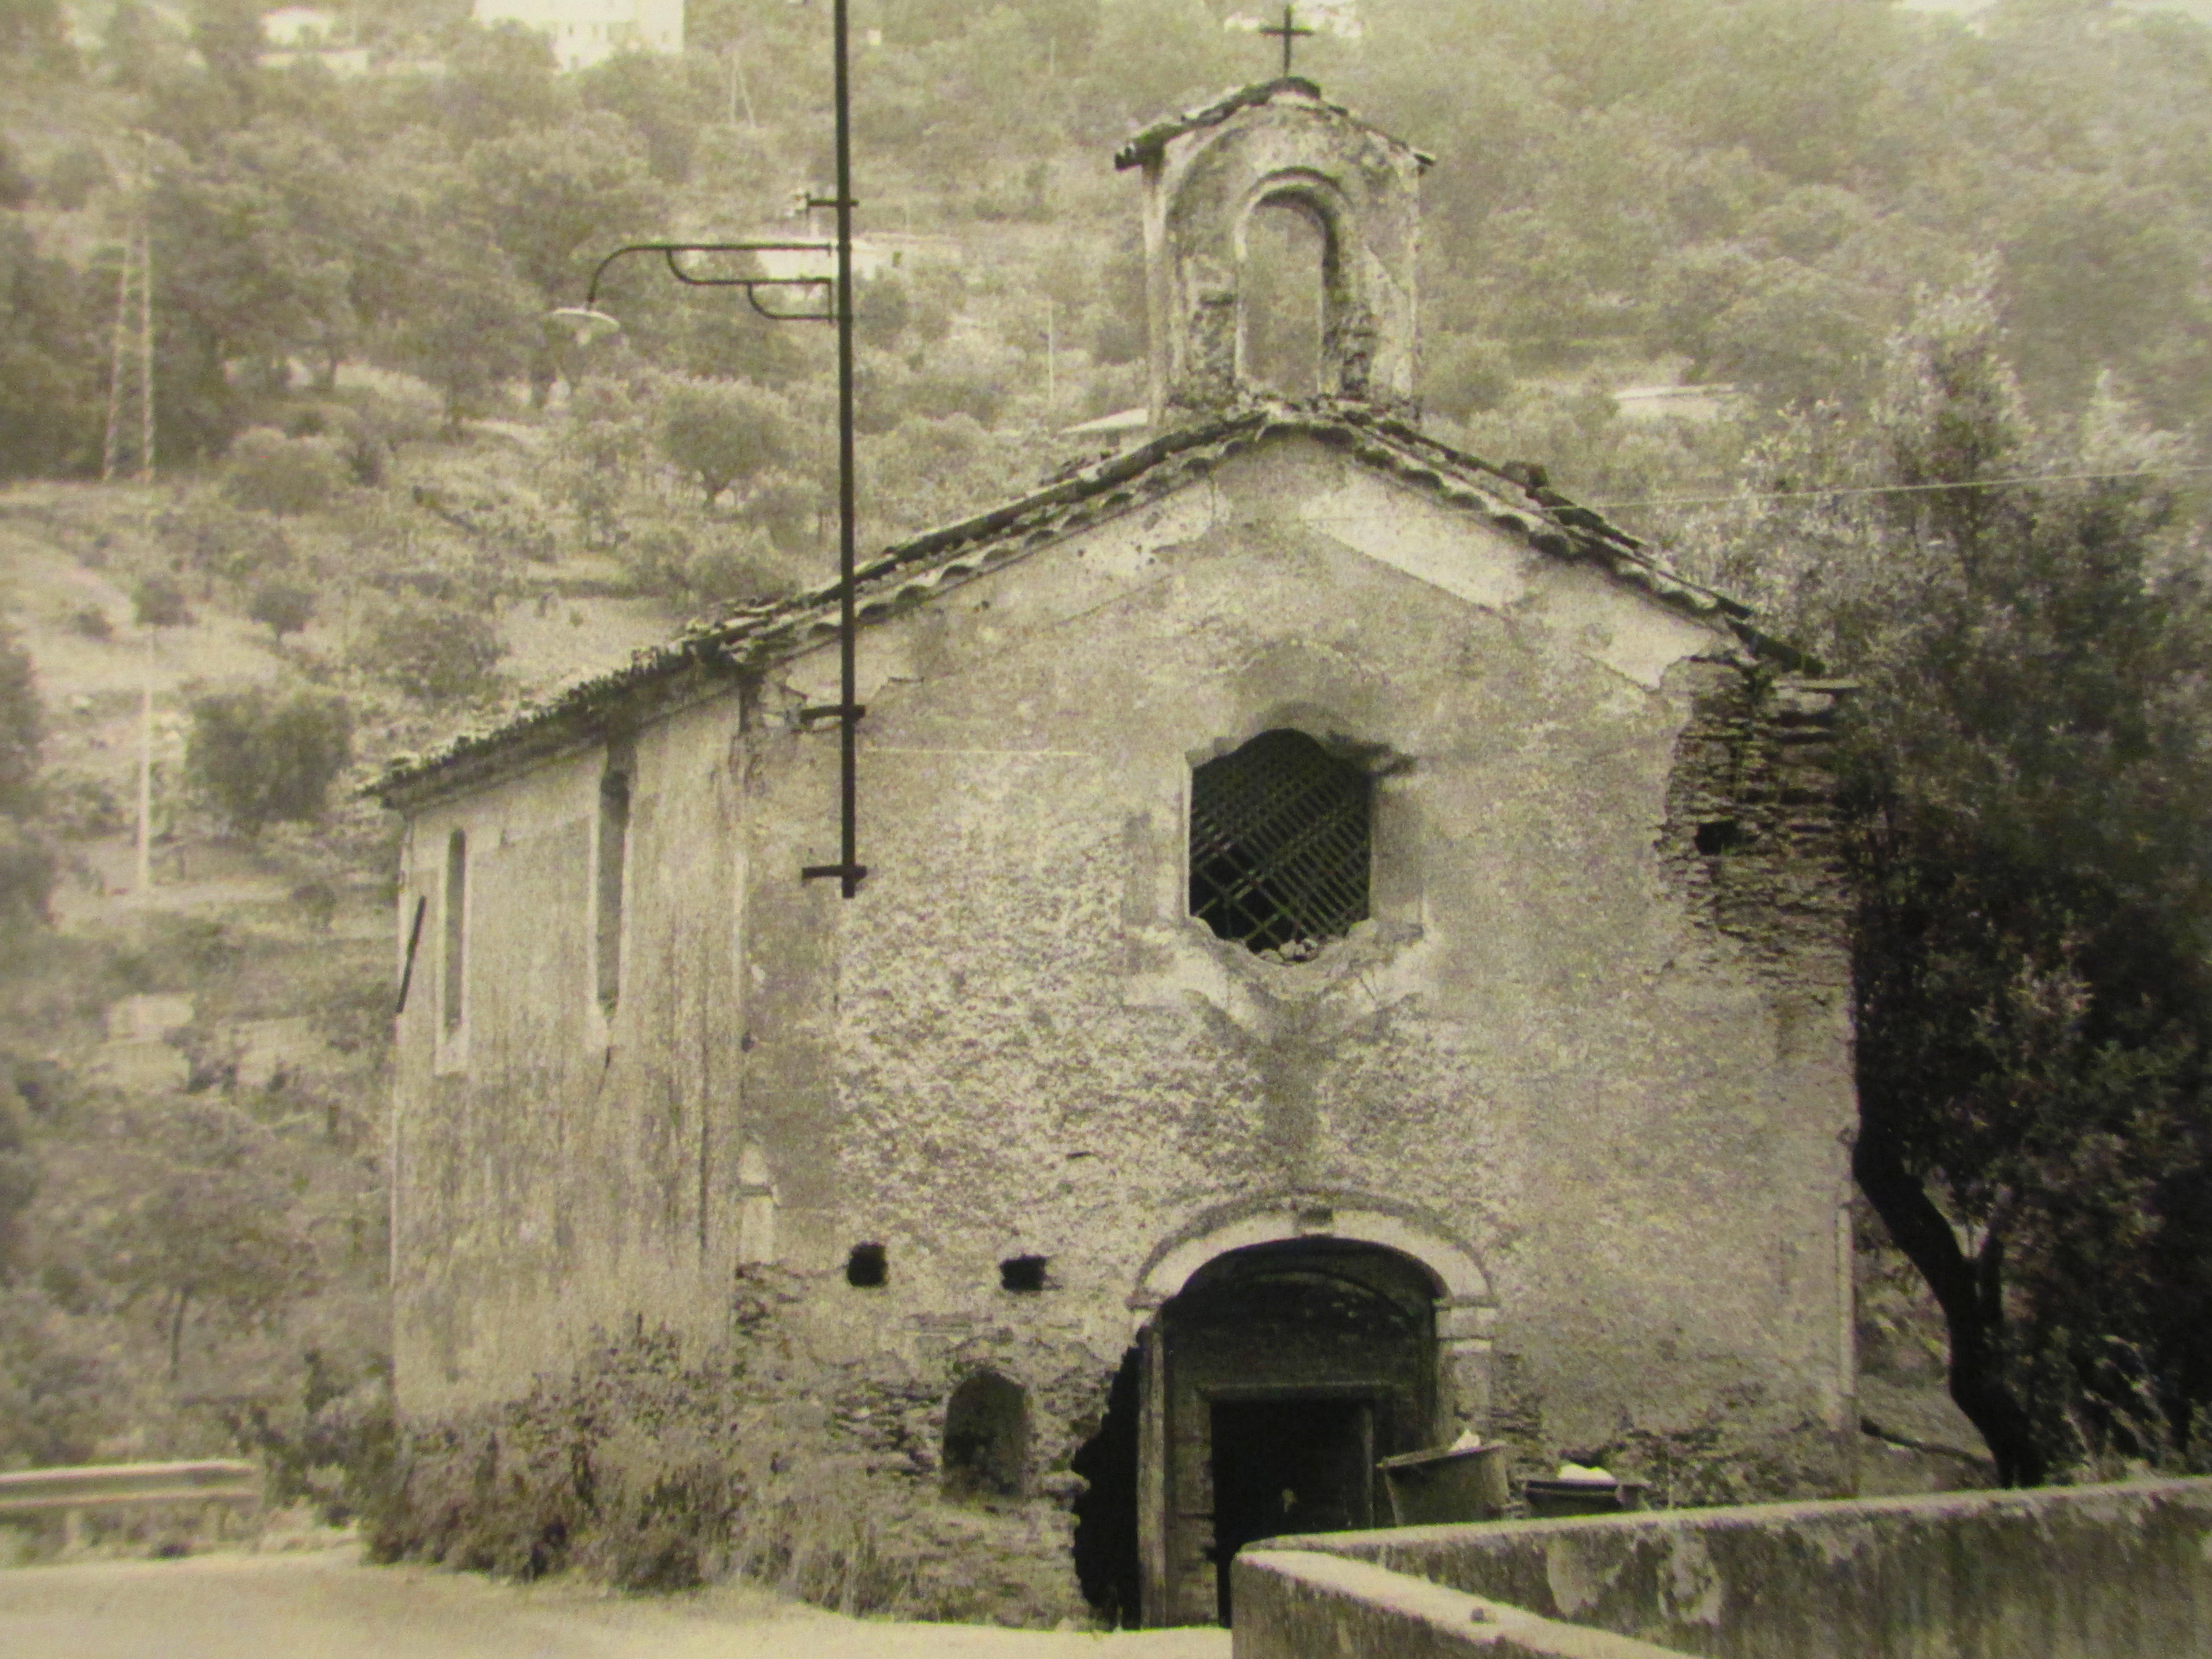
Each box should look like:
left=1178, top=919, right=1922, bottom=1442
left=1587, top=465, right=2212, bottom=513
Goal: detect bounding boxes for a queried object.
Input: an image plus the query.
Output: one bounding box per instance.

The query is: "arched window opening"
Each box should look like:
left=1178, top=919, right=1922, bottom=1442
left=1241, top=198, right=1329, bottom=399
left=441, top=829, right=467, bottom=1034
left=1190, top=730, right=1370, bottom=957
left=943, top=1370, right=1030, bottom=1502
left=595, top=764, right=630, bottom=1015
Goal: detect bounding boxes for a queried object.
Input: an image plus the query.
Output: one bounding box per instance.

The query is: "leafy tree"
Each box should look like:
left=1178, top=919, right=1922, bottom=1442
left=575, top=49, right=710, bottom=184
left=97, top=1096, right=319, bottom=1379
left=429, top=21, right=570, bottom=148
left=356, top=593, right=506, bottom=702
left=378, top=226, right=541, bottom=434
left=0, top=136, right=32, bottom=208
left=544, top=376, right=651, bottom=549
left=655, top=375, right=798, bottom=508
left=0, top=221, right=102, bottom=480
left=185, top=686, right=352, bottom=836
left=1665, top=289, right=2212, bottom=1483
left=249, top=579, right=316, bottom=639
left=463, top=113, right=663, bottom=398
left=0, top=1286, right=120, bottom=1465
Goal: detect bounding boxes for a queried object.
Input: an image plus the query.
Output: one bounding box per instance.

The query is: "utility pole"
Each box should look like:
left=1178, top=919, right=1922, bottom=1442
left=102, top=135, right=154, bottom=485
left=726, top=38, right=757, bottom=130
left=136, top=631, right=154, bottom=900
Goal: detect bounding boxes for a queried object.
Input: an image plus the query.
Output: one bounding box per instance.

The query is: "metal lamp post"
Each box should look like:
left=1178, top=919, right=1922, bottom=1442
left=554, top=0, right=867, bottom=899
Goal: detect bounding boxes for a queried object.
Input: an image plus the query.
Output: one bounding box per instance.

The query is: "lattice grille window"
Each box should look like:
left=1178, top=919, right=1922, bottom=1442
left=1190, top=729, right=1370, bottom=956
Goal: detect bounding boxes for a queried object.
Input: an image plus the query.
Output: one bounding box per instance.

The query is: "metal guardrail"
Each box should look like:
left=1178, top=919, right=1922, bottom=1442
left=0, top=1460, right=262, bottom=1529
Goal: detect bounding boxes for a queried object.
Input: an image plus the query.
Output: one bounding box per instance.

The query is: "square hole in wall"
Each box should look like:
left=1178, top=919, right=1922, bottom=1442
left=846, top=1243, right=888, bottom=1287
left=999, top=1255, right=1048, bottom=1293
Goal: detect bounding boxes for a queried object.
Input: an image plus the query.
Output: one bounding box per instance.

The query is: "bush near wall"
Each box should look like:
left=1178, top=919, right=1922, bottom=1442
left=366, top=1269, right=1096, bottom=1626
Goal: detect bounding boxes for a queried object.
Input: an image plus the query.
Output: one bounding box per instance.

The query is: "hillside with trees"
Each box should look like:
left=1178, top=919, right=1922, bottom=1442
left=1, top=0, right=2210, bottom=1552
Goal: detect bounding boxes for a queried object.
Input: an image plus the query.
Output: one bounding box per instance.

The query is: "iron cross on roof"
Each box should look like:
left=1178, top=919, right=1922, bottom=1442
left=1259, top=3, right=1316, bottom=76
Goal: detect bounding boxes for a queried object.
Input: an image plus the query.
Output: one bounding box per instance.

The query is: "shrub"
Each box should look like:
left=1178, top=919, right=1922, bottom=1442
left=355, top=594, right=506, bottom=703
left=42, top=770, right=125, bottom=839
left=157, top=495, right=293, bottom=584
left=220, top=428, right=349, bottom=517
left=131, top=575, right=192, bottom=629
left=184, top=686, right=354, bottom=837
left=248, top=580, right=317, bottom=640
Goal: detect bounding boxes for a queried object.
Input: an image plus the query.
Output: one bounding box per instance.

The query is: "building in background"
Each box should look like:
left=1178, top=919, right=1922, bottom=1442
left=471, top=0, right=680, bottom=71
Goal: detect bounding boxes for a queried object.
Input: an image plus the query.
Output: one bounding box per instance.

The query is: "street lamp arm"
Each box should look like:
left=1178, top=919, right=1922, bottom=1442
left=579, top=242, right=839, bottom=323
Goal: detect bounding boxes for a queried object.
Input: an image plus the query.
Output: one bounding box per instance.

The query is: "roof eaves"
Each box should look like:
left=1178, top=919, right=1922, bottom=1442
left=374, top=403, right=1805, bottom=805
left=1113, top=78, right=1433, bottom=171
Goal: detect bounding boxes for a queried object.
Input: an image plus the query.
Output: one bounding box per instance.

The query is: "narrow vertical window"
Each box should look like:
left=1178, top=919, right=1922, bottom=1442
left=596, top=768, right=630, bottom=1015
left=442, top=829, right=467, bottom=1034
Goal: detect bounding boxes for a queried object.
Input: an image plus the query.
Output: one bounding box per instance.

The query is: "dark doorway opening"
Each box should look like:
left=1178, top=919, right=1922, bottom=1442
left=1208, top=1395, right=1376, bottom=1624
left=1156, top=1239, right=1437, bottom=1626
left=1070, top=1344, right=1143, bottom=1627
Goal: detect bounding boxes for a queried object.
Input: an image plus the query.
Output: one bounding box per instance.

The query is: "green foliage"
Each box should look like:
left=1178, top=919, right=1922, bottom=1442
left=1661, top=288, right=2212, bottom=1483
left=0, top=1286, right=121, bottom=1467
left=0, top=220, right=101, bottom=480
left=42, top=144, right=111, bottom=211
left=465, top=111, right=663, bottom=306
left=0, top=624, right=42, bottom=820
left=184, top=685, right=353, bottom=837
left=0, top=0, right=74, bottom=71
left=355, top=592, right=506, bottom=702
left=0, top=1068, right=37, bottom=1271
left=132, top=574, right=193, bottom=628
left=377, top=226, right=541, bottom=434
left=158, top=493, right=293, bottom=584
left=654, top=375, right=798, bottom=507
left=220, top=427, right=349, bottom=515
left=94, top=1095, right=321, bottom=1379
left=248, top=578, right=317, bottom=639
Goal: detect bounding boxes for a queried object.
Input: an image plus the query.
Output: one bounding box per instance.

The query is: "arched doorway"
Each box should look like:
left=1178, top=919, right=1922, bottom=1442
left=1153, top=1238, right=1438, bottom=1625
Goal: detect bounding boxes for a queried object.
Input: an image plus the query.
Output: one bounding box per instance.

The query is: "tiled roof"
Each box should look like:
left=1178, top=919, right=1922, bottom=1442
left=373, top=401, right=1799, bottom=807
left=1113, top=78, right=1434, bottom=172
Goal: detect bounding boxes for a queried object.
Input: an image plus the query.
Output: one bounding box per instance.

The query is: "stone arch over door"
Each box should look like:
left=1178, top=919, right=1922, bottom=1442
left=1130, top=1196, right=1496, bottom=1627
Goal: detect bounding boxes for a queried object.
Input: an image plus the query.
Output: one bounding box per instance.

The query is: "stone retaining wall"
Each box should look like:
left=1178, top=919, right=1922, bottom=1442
left=1263, top=1478, right=2212, bottom=1659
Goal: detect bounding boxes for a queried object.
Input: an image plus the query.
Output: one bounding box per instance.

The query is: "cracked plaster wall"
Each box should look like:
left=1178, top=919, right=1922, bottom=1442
left=390, top=433, right=1859, bottom=1576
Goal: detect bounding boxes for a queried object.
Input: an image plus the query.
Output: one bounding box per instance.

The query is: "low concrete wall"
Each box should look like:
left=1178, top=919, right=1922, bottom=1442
left=1232, top=1550, right=1699, bottom=1659
left=1268, top=1478, right=2212, bottom=1659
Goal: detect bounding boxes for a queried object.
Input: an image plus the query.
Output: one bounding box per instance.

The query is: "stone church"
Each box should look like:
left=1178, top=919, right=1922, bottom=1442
left=376, top=78, right=1859, bottom=1627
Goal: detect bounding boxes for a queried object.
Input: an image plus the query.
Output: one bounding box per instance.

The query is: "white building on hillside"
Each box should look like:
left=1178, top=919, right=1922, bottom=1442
left=474, top=0, right=680, bottom=71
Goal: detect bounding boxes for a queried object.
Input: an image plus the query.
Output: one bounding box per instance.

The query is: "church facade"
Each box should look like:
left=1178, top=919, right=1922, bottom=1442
left=376, top=81, right=1860, bottom=1627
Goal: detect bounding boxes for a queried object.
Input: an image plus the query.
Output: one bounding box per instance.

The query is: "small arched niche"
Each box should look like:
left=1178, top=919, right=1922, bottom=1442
left=1239, top=193, right=1334, bottom=399
left=943, top=1369, right=1030, bottom=1502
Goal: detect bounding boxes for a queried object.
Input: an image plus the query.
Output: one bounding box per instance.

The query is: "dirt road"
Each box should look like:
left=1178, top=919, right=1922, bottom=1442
left=0, top=1547, right=1233, bottom=1659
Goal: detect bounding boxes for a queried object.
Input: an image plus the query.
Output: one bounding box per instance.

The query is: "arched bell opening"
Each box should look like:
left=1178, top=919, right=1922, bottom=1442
left=1153, top=1238, right=1439, bottom=1627
left=1238, top=193, right=1336, bottom=399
